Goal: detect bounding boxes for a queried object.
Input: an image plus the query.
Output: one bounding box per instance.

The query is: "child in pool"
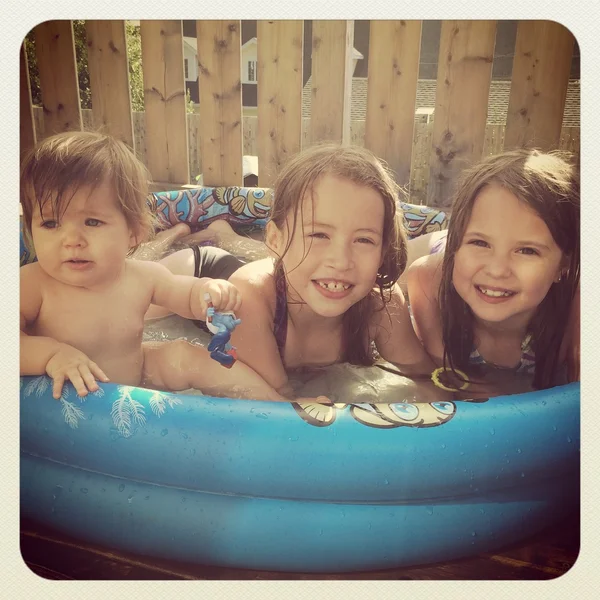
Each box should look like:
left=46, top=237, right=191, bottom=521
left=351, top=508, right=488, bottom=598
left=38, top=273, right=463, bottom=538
left=19, top=131, right=327, bottom=404
left=406, top=149, right=580, bottom=390
left=212, top=144, right=435, bottom=398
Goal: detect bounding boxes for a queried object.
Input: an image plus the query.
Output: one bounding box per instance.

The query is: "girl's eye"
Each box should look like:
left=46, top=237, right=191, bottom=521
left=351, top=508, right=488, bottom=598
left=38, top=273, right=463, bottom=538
left=308, top=232, right=328, bottom=240
left=467, top=239, right=489, bottom=248
left=518, top=247, right=540, bottom=256
left=85, top=218, right=103, bottom=227
left=357, top=237, right=375, bottom=245
left=40, top=220, right=57, bottom=229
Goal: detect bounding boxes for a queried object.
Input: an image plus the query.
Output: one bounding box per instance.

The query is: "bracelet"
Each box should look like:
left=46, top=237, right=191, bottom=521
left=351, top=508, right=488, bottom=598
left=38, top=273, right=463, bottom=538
left=431, top=366, right=470, bottom=392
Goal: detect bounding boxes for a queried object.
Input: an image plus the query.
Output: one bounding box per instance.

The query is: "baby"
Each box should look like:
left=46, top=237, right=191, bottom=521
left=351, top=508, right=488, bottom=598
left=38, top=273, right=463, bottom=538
left=20, top=131, right=326, bottom=404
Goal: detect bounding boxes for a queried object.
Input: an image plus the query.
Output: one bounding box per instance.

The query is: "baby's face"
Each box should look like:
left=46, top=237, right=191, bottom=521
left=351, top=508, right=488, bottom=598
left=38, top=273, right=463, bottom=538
left=30, top=181, right=136, bottom=289
left=452, top=184, right=564, bottom=329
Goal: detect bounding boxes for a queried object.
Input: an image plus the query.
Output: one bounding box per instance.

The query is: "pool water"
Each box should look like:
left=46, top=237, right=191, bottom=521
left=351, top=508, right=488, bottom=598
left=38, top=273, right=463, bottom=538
left=143, top=314, right=535, bottom=403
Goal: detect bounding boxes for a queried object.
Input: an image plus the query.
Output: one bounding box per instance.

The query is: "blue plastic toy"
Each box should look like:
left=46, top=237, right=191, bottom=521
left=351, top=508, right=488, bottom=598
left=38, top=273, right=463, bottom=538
left=205, top=293, right=242, bottom=368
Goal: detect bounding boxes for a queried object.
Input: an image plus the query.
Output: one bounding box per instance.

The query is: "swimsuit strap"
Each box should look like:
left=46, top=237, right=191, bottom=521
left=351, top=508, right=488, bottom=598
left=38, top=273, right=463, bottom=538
left=272, top=265, right=288, bottom=364
left=469, top=332, right=535, bottom=374
left=192, top=245, right=201, bottom=278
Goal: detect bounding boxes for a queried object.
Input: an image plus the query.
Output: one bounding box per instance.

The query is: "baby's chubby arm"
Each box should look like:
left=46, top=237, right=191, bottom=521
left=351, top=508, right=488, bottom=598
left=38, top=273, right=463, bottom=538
left=137, top=260, right=241, bottom=320
left=20, top=263, right=109, bottom=399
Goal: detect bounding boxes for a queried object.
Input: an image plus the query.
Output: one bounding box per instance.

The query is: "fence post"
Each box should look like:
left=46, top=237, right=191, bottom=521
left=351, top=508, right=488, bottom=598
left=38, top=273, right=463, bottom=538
left=196, top=20, right=244, bottom=187
left=365, top=20, right=421, bottom=189
left=140, top=20, right=190, bottom=186
left=20, top=43, right=36, bottom=159
left=256, top=20, right=303, bottom=188
left=33, top=21, right=82, bottom=138
left=86, top=20, right=135, bottom=147
left=427, top=20, right=497, bottom=208
left=504, top=21, right=574, bottom=151
left=309, top=20, right=354, bottom=145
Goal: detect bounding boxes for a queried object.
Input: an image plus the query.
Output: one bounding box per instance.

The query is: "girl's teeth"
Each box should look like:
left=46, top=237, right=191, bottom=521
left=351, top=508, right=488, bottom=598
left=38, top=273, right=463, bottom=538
left=318, top=281, right=350, bottom=291
left=479, top=287, right=513, bottom=297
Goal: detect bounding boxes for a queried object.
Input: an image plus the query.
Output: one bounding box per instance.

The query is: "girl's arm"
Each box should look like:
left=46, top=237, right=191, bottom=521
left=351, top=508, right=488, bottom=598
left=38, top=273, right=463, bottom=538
left=228, top=270, right=293, bottom=397
left=371, top=283, right=435, bottom=376
left=405, top=254, right=446, bottom=364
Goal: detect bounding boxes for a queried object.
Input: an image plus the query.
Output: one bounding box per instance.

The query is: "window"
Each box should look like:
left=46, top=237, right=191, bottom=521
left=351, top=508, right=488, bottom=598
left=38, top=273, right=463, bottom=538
left=247, top=60, right=256, bottom=83
left=184, top=58, right=189, bottom=79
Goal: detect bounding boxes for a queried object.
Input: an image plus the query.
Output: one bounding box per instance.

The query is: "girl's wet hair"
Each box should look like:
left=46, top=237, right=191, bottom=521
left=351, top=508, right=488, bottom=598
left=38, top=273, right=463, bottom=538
left=20, top=131, right=155, bottom=253
left=269, top=143, right=408, bottom=365
left=439, top=148, right=580, bottom=389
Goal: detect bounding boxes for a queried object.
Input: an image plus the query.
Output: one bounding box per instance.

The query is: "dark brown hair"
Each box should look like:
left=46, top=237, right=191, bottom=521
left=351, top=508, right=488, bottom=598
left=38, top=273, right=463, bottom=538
left=269, top=143, right=408, bottom=365
left=439, top=149, right=580, bottom=389
left=20, top=131, right=155, bottom=254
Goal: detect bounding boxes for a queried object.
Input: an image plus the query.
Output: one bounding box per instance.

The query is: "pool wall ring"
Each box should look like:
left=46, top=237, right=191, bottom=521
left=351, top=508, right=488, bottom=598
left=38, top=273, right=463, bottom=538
left=20, top=376, right=580, bottom=572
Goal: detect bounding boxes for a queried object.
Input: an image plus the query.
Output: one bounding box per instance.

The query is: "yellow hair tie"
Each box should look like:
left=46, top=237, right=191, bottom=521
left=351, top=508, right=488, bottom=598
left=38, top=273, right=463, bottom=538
left=431, top=366, right=470, bottom=392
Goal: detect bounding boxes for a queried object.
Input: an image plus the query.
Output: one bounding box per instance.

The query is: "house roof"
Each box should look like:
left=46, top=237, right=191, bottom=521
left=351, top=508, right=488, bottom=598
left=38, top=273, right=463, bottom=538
left=183, top=36, right=197, bottom=52
left=301, top=77, right=580, bottom=127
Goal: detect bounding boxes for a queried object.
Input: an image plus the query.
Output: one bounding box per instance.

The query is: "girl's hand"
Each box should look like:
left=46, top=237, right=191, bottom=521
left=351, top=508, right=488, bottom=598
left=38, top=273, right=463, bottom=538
left=45, top=343, right=109, bottom=399
left=198, top=279, right=242, bottom=316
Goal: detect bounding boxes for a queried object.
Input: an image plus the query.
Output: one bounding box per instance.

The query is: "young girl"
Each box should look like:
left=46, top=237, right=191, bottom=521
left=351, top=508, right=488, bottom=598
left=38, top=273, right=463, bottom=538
left=20, top=131, right=327, bottom=404
left=406, top=149, right=580, bottom=391
left=219, top=144, right=435, bottom=398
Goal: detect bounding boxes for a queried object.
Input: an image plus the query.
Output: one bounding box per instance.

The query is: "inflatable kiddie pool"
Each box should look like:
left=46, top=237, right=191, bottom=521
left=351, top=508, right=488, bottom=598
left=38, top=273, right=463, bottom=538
left=20, top=187, right=580, bottom=573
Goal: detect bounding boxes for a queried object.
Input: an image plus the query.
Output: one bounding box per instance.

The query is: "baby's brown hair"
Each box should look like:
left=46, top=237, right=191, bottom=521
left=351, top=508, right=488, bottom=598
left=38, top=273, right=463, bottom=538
left=20, top=131, right=155, bottom=253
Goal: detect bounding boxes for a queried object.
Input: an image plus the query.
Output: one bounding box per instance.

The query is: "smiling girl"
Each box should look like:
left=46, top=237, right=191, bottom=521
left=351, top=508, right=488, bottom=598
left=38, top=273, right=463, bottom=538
left=407, top=149, right=580, bottom=390
left=226, top=144, right=435, bottom=398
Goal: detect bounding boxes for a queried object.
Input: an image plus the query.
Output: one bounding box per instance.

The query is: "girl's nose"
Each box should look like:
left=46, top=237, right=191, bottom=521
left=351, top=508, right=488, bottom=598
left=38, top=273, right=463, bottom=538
left=325, top=240, right=354, bottom=270
left=484, top=252, right=511, bottom=278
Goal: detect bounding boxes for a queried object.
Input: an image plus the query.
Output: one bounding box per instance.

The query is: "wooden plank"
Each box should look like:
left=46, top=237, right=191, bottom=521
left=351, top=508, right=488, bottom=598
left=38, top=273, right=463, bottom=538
left=33, top=21, right=82, bottom=138
left=20, top=42, right=36, bottom=158
left=256, top=20, right=303, bottom=187
left=196, top=20, right=243, bottom=187
left=85, top=20, right=134, bottom=147
left=140, top=20, right=189, bottom=185
left=504, top=21, right=574, bottom=151
left=365, top=21, right=421, bottom=188
left=427, top=21, right=497, bottom=208
left=309, top=20, right=354, bottom=145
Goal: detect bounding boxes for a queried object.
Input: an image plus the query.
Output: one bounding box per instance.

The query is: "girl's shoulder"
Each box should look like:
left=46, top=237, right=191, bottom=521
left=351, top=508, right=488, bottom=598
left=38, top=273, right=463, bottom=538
left=406, top=252, right=444, bottom=299
left=229, top=258, right=277, bottom=310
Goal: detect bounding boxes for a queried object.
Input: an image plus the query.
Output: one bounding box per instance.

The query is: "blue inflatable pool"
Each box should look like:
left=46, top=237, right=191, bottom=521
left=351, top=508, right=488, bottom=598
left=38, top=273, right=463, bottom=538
left=20, top=187, right=579, bottom=572
left=20, top=376, right=579, bottom=573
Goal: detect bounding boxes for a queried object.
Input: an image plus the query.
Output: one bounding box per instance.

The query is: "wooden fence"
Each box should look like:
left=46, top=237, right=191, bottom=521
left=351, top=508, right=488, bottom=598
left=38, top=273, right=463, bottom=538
left=21, top=20, right=577, bottom=208
left=31, top=107, right=581, bottom=204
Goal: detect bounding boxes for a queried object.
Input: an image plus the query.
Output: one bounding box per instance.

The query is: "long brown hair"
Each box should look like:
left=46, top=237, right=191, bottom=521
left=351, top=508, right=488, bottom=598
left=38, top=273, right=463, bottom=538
left=269, top=143, right=408, bottom=365
left=20, top=131, right=155, bottom=254
left=439, top=149, right=580, bottom=389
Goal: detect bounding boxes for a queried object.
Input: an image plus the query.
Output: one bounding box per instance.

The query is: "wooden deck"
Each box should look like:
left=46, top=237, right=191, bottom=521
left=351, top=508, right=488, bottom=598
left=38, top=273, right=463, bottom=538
left=20, top=512, right=578, bottom=580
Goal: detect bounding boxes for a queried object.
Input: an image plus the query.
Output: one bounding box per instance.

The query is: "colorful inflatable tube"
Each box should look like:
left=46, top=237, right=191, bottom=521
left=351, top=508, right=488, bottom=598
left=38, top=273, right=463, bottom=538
left=20, top=376, right=580, bottom=573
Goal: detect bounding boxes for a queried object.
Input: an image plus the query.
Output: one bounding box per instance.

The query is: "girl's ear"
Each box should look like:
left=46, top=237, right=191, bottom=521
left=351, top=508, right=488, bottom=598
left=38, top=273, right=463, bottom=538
left=265, top=221, right=284, bottom=257
left=555, top=255, right=571, bottom=283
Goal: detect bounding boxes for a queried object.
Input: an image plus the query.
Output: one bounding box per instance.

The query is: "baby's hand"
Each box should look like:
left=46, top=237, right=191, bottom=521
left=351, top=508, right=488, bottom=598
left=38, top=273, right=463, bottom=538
left=198, top=279, right=242, bottom=316
left=45, top=343, right=109, bottom=399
